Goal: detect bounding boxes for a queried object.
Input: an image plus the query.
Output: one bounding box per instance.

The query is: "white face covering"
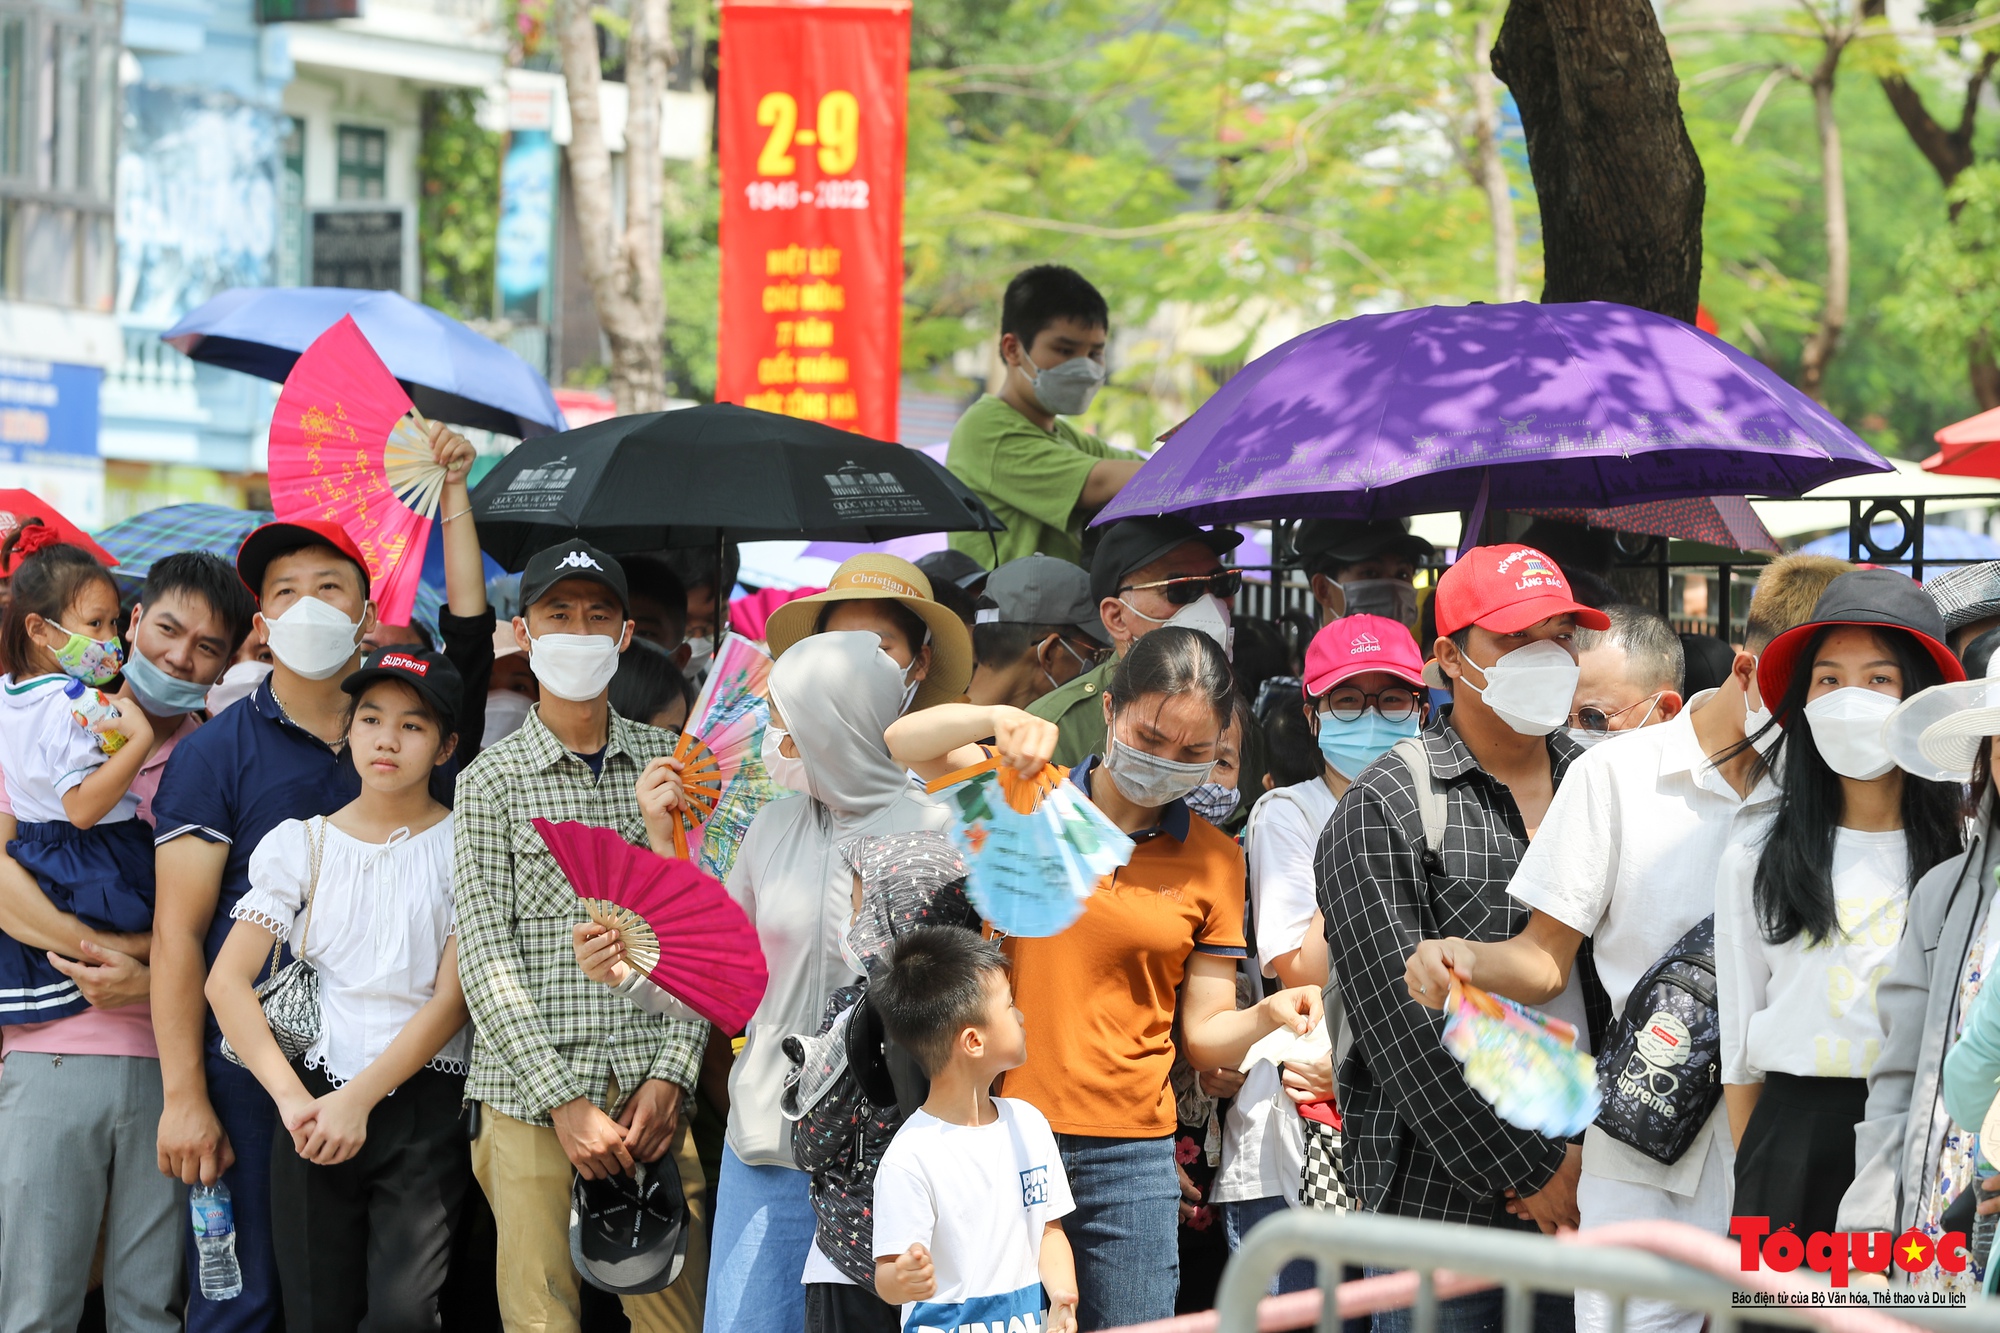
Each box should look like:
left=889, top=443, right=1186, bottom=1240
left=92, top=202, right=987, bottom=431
left=206, top=660, right=272, bottom=714
left=682, top=636, right=715, bottom=681
left=261, top=596, right=364, bottom=681
left=1803, top=686, right=1900, bottom=780
left=1104, top=735, right=1215, bottom=807
left=527, top=630, right=622, bottom=703
left=1124, top=591, right=1234, bottom=659
left=1456, top=639, right=1579, bottom=737
left=484, top=689, right=533, bottom=744
left=761, top=725, right=810, bottom=793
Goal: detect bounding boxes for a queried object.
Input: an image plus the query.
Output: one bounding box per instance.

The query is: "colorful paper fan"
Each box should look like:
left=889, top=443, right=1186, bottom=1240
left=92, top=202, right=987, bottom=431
left=926, top=757, right=1134, bottom=937
left=267, top=316, right=447, bottom=626
left=531, top=818, right=768, bottom=1033
left=669, top=634, right=786, bottom=880
left=1440, top=980, right=1600, bottom=1139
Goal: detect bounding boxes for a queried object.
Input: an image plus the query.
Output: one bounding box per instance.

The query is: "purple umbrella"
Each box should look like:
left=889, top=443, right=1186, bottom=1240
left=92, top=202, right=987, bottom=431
left=1098, top=301, right=1890, bottom=527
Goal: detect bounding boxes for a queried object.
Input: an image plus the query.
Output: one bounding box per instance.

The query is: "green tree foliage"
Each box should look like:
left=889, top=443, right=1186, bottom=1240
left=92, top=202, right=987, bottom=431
left=418, top=90, right=503, bottom=322
left=661, top=161, right=720, bottom=399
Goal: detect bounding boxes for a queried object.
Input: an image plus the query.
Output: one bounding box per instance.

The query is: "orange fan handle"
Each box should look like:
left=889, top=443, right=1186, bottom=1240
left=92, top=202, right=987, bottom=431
left=924, top=754, right=1069, bottom=814
left=667, top=731, right=725, bottom=860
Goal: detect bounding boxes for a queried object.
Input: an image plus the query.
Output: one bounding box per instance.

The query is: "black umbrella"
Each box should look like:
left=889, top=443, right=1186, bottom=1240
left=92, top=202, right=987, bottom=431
left=470, top=403, right=1003, bottom=570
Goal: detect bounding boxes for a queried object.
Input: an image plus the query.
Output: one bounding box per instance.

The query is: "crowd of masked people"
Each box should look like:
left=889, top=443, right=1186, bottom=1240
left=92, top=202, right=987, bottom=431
left=5, top=417, right=2000, bottom=1333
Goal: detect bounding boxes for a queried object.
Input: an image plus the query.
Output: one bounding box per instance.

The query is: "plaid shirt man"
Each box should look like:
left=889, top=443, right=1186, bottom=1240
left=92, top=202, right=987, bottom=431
left=454, top=705, right=706, bottom=1125
left=1316, top=714, right=1582, bottom=1225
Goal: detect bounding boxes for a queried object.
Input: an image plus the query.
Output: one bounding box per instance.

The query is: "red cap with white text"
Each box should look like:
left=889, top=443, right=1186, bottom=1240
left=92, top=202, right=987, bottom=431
left=1432, top=545, right=1610, bottom=638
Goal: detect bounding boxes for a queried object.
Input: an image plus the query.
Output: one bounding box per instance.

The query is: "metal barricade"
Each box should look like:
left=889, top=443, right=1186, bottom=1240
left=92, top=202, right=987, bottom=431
left=1180, top=1211, right=1999, bottom=1333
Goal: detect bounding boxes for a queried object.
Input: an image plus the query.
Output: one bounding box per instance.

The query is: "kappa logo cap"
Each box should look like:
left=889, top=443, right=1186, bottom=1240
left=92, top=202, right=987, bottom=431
left=521, top=538, right=629, bottom=616
left=1433, top=544, right=1610, bottom=638
left=340, top=646, right=464, bottom=725
left=1303, top=613, right=1427, bottom=697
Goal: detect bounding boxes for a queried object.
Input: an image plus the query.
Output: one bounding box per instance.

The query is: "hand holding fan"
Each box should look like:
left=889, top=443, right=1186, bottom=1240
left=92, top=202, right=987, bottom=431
left=1440, top=979, right=1600, bottom=1139
left=925, top=757, right=1135, bottom=937
left=532, top=818, right=768, bottom=1033
left=667, top=634, right=785, bottom=879
left=267, top=315, right=449, bottom=626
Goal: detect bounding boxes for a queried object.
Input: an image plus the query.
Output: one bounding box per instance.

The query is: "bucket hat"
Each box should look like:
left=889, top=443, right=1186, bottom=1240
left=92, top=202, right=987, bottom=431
left=1757, top=569, right=1964, bottom=722
left=764, top=554, right=972, bottom=710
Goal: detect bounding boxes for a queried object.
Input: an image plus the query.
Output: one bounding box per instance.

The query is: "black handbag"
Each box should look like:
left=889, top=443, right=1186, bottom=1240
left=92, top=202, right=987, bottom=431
left=1590, top=916, right=1723, bottom=1165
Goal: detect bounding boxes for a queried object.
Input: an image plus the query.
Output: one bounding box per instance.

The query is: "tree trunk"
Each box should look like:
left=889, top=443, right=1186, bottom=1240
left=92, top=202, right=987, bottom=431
left=1470, top=17, right=1522, bottom=302
left=1796, top=56, right=1848, bottom=401
left=560, top=0, right=670, bottom=414
left=1490, top=0, right=1703, bottom=322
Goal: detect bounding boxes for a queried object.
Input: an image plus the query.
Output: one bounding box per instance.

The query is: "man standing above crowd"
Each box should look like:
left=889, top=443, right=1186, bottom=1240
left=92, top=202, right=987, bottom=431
left=1294, top=519, right=1432, bottom=630
left=1568, top=605, right=1685, bottom=744
left=1320, top=545, right=1609, bottom=1333
left=1402, top=551, right=1852, bottom=1333
left=1032, top=516, right=1241, bottom=767
left=454, top=538, right=709, bottom=1333
left=946, top=265, right=1145, bottom=569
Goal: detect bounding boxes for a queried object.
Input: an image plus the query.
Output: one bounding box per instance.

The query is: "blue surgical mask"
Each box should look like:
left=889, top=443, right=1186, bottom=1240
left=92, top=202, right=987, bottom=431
left=1317, top=710, right=1421, bottom=780
left=122, top=644, right=211, bottom=716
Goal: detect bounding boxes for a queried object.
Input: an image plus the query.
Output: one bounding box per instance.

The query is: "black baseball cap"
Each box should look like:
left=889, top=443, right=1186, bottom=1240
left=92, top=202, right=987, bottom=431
left=1089, top=517, right=1244, bottom=605
left=1758, top=568, right=1965, bottom=718
left=569, top=1160, right=689, bottom=1296
left=521, top=539, right=629, bottom=615
left=916, top=548, right=990, bottom=593
left=341, top=647, right=465, bottom=725
left=1293, top=518, right=1433, bottom=568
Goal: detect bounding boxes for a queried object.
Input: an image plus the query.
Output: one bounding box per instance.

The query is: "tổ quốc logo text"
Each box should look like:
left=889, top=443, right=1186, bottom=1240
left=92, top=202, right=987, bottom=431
left=1730, top=1216, right=1973, bottom=1287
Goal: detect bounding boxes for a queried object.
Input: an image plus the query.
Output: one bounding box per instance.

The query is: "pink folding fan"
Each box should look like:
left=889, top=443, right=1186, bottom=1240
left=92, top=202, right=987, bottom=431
left=531, top=818, right=768, bottom=1033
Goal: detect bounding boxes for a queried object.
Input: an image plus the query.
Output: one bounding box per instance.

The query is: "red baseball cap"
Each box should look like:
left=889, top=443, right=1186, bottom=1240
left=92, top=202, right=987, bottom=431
left=237, top=520, right=371, bottom=601
left=1304, top=614, right=1426, bottom=698
left=1433, top=544, right=1610, bottom=638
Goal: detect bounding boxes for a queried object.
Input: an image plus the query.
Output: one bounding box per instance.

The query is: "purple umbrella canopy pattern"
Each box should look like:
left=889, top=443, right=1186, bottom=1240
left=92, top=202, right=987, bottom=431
left=1098, top=301, right=1891, bottom=526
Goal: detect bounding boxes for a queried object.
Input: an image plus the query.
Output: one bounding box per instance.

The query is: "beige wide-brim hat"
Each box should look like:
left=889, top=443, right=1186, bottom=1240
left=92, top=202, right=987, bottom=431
left=764, top=553, right=973, bottom=711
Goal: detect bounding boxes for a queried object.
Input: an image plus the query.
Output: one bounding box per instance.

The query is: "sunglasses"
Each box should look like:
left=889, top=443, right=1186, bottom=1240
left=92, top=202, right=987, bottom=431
left=1570, top=693, right=1663, bottom=734
left=1119, top=570, right=1244, bottom=606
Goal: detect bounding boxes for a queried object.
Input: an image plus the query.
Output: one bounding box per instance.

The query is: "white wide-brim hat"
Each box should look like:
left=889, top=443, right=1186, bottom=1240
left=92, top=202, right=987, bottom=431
left=1887, top=644, right=2000, bottom=781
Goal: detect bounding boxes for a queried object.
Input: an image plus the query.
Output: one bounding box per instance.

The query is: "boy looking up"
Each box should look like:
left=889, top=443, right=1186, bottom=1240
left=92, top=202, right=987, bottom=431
left=947, top=265, right=1144, bottom=569
left=872, top=927, right=1079, bottom=1333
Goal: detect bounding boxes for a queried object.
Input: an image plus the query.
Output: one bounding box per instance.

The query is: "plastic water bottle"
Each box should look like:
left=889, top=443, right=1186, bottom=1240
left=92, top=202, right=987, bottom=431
left=1974, top=1136, right=1999, bottom=1281
left=189, top=1184, right=243, bottom=1300
left=63, top=678, right=125, bottom=753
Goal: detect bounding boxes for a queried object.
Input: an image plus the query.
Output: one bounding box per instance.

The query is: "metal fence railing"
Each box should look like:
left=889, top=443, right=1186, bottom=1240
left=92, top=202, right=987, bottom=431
left=1100, top=1212, right=2000, bottom=1333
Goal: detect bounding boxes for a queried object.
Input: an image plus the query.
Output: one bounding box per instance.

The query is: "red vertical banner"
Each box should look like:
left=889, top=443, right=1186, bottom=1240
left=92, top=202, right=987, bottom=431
left=717, top=0, right=909, bottom=442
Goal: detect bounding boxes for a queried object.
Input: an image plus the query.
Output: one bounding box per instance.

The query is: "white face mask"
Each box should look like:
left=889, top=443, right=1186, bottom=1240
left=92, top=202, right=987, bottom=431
left=1803, top=687, right=1900, bottom=781
left=206, top=660, right=272, bottom=714
left=1125, top=591, right=1234, bottom=659
left=1016, top=352, right=1106, bottom=417
left=682, top=635, right=715, bottom=681
left=261, top=596, right=364, bottom=681
left=528, top=630, right=622, bottom=702
left=761, top=725, right=810, bottom=793
left=1566, top=727, right=1610, bottom=752
left=1456, top=639, right=1579, bottom=737
left=1104, top=735, right=1215, bottom=807
left=484, top=688, right=533, bottom=743
left=839, top=925, right=867, bottom=977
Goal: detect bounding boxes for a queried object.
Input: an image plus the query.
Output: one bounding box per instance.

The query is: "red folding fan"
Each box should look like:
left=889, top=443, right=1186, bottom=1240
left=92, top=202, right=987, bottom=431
left=531, top=819, right=768, bottom=1033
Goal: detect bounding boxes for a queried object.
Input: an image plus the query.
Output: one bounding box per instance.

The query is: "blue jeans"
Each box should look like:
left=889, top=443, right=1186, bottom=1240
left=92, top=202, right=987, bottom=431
left=1365, top=1267, right=1574, bottom=1333
left=703, top=1143, right=814, bottom=1333
left=1222, top=1196, right=1316, bottom=1296
left=1056, top=1134, right=1180, bottom=1332
left=187, top=1052, right=282, bottom=1333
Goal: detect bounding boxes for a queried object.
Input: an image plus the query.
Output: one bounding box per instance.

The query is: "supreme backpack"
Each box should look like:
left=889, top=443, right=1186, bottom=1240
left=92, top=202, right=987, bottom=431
left=1591, top=916, right=1723, bottom=1165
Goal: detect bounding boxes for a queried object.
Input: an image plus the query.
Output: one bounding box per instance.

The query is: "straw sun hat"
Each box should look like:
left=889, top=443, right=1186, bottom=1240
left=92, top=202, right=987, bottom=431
left=764, top=554, right=973, bottom=711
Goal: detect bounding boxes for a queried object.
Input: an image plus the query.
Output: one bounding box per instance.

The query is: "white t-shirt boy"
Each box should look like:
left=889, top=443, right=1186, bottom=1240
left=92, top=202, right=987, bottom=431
left=873, top=1096, right=1074, bottom=1333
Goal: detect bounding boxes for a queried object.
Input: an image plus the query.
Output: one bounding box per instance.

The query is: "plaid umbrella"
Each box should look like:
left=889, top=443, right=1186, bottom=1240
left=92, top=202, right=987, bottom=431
left=1517, top=496, right=1781, bottom=554
left=96, top=503, right=494, bottom=630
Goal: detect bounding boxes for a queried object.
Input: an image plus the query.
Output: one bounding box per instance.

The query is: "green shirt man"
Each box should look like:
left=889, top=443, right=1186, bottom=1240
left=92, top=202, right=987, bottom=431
left=945, top=264, right=1145, bottom=569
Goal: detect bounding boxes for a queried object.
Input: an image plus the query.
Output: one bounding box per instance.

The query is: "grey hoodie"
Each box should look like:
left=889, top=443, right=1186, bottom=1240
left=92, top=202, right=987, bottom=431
left=722, top=632, right=949, bottom=1169
left=1838, top=801, right=1999, bottom=1237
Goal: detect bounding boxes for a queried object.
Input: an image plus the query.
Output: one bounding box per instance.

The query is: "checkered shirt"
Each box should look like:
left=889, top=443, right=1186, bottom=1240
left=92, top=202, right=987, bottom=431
left=1315, top=715, right=1577, bottom=1224
left=453, top=706, right=706, bottom=1126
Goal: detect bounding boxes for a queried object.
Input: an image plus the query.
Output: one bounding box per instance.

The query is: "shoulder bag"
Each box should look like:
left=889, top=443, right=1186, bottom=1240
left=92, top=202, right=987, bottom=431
left=221, top=817, right=328, bottom=1068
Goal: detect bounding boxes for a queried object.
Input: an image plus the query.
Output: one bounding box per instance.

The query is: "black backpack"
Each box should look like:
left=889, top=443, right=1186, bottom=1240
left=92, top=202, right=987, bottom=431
left=1591, top=916, right=1723, bottom=1165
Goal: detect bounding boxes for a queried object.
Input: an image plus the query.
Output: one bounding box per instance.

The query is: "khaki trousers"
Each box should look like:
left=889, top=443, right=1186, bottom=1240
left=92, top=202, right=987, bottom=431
left=470, top=1104, right=708, bottom=1333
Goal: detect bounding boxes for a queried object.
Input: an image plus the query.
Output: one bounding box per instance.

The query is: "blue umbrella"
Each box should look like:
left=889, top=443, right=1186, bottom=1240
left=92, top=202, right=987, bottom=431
left=1800, top=523, right=2000, bottom=566
left=162, top=288, right=566, bottom=439
left=96, top=502, right=503, bottom=631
